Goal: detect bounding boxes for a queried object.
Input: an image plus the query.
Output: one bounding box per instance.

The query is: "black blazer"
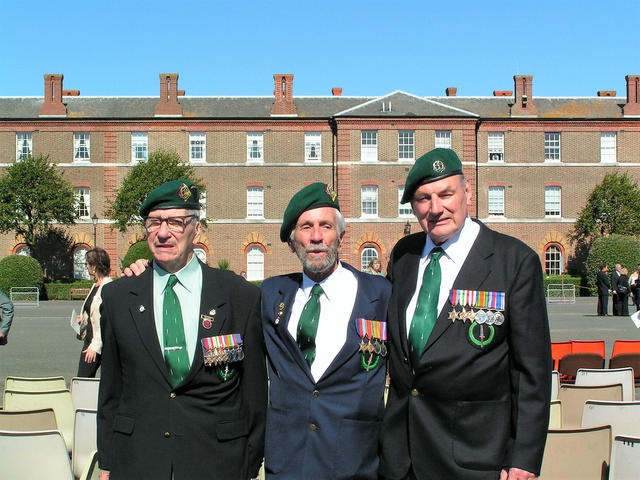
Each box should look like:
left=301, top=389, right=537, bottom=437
left=379, top=221, right=551, bottom=479
left=97, top=262, right=267, bottom=479
left=597, top=270, right=611, bottom=295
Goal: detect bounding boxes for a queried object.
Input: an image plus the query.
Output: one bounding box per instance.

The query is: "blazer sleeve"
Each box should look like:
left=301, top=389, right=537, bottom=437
left=505, top=248, right=551, bottom=474
left=0, top=289, right=13, bottom=337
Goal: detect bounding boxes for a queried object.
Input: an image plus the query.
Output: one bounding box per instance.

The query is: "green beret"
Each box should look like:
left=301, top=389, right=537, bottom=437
left=139, top=179, right=201, bottom=217
left=280, top=182, right=340, bottom=242
left=401, top=148, right=463, bottom=204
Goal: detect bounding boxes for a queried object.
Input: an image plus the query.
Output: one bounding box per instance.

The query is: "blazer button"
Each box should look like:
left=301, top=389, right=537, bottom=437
left=403, top=357, right=409, bottom=364
left=411, top=389, right=419, bottom=397
left=170, top=392, right=176, bottom=399
left=309, top=424, right=318, bottom=431
left=312, top=390, right=320, bottom=398
left=164, top=432, right=171, bottom=438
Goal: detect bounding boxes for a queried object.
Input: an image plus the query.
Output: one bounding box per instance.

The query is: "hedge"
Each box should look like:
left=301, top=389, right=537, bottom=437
left=542, top=274, right=585, bottom=296
left=121, top=241, right=153, bottom=271
left=44, top=280, right=95, bottom=300
left=0, top=255, right=44, bottom=295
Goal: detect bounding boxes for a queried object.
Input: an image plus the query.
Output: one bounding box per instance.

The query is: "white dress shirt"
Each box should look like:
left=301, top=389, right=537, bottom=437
left=405, top=216, right=480, bottom=336
left=288, top=262, right=358, bottom=382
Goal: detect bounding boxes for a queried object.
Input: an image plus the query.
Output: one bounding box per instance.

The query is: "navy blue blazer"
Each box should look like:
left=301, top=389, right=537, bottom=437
left=261, top=263, right=391, bottom=480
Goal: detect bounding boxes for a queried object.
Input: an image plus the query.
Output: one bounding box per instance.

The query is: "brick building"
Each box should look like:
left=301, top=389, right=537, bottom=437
left=1, top=73, right=639, bottom=279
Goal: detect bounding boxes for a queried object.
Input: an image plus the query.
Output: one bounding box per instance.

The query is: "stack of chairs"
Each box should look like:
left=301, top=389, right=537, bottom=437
left=541, top=353, right=640, bottom=479
left=0, top=375, right=100, bottom=479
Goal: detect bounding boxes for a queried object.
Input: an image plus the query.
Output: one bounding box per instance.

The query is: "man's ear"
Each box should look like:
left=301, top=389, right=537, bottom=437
left=192, top=220, right=202, bottom=244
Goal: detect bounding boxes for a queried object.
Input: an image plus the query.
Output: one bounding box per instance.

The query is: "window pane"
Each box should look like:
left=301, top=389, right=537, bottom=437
left=16, top=132, right=32, bottom=161
left=74, top=133, right=90, bottom=161
left=361, top=247, right=379, bottom=272
left=488, top=186, right=504, bottom=216
left=247, top=132, right=263, bottom=161
left=74, top=187, right=90, bottom=218
left=73, top=246, right=90, bottom=280
left=545, top=186, right=561, bottom=216
left=247, top=246, right=264, bottom=281
left=361, top=131, right=378, bottom=162
left=435, top=130, right=451, bottom=149
left=398, top=130, right=414, bottom=160
left=131, top=132, right=148, bottom=162
left=600, top=132, right=616, bottom=163
left=488, top=132, right=504, bottom=161
left=247, top=187, right=264, bottom=218
left=545, top=245, right=562, bottom=275
left=190, top=132, right=206, bottom=161
left=398, top=186, right=412, bottom=216
left=361, top=185, right=378, bottom=216
left=305, top=132, right=321, bottom=162
left=545, top=133, right=560, bottom=161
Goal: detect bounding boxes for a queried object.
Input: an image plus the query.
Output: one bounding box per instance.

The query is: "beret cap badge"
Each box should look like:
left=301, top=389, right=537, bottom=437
left=433, top=160, right=446, bottom=174
left=324, top=185, right=337, bottom=202
left=177, top=183, right=192, bottom=202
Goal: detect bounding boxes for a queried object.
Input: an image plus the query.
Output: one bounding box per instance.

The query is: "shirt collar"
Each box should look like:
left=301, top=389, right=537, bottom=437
left=422, top=216, right=479, bottom=265
left=301, top=261, right=346, bottom=302
left=153, top=253, right=200, bottom=293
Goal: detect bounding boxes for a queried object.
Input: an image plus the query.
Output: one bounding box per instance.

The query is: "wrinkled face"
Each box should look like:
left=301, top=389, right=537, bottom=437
left=146, top=208, right=201, bottom=273
left=290, top=207, right=343, bottom=279
left=411, top=175, right=472, bottom=245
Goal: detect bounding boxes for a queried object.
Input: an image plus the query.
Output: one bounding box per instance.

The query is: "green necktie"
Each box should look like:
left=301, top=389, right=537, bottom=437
left=163, top=274, right=190, bottom=387
left=297, top=284, right=324, bottom=367
left=408, top=248, right=444, bottom=365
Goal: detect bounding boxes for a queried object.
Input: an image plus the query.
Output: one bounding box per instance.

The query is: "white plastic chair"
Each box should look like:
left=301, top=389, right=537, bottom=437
left=5, top=376, right=66, bottom=393
left=0, top=429, right=73, bottom=480
left=582, top=400, right=640, bottom=438
left=576, top=367, right=635, bottom=401
left=79, top=450, right=100, bottom=480
left=609, top=435, right=640, bottom=480
left=551, top=370, right=560, bottom=401
left=549, top=400, right=562, bottom=429
left=558, top=383, right=623, bottom=428
left=72, top=409, right=97, bottom=478
left=70, top=377, right=100, bottom=411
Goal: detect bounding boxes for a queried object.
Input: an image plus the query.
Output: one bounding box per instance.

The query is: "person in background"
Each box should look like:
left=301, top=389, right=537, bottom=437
left=0, top=288, right=14, bottom=345
left=629, top=267, right=640, bottom=311
left=368, top=257, right=385, bottom=276
left=611, top=263, right=622, bottom=315
left=596, top=264, right=611, bottom=316
left=77, top=248, right=112, bottom=377
left=618, top=267, right=630, bottom=316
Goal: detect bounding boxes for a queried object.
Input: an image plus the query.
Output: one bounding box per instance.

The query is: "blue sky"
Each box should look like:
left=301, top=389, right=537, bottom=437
left=1, top=0, right=639, bottom=97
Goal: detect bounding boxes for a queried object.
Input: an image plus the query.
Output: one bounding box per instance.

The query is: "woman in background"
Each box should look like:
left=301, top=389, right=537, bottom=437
left=77, top=247, right=112, bottom=377
left=618, top=267, right=630, bottom=317
left=367, top=257, right=384, bottom=276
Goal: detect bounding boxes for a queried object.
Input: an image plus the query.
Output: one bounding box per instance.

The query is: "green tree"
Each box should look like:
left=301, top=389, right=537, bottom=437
left=585, top=234, right=640, bottom=294
left=570, top=172, right=640, bottom=247
left=106, top=150, right=205, bottom=232
left=0, top=154, right=75, bottom=259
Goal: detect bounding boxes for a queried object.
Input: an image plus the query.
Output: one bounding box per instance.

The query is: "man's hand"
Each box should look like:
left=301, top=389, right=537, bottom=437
left=500, top=467, right=537, bottom=480
left=121, top=258, right=151, bottom=277
left=99, top=470, right=110, bottom=480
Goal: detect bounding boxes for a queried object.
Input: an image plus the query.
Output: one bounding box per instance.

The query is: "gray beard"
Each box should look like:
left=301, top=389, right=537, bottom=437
left=293, top=241, right=339, bottom=275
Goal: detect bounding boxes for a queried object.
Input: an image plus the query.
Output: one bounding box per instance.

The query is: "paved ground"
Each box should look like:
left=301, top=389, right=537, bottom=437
left=1, top=297, right=639, bottom=400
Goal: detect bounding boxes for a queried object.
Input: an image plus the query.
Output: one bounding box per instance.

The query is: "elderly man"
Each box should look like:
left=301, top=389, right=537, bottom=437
left=379, top=149, right=551, bottom=480
left=97, top=179, right=266, bottom=480
left=261, top=183, right=391, bottom=479
left=0, top=288, right=13, bottom=345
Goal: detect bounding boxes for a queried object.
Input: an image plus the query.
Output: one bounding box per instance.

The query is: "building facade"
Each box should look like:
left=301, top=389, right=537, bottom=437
left=1, top=73, right=639, bottom=279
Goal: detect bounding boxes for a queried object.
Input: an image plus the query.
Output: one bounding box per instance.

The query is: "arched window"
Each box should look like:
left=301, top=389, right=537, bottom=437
left=361, top=246, right=379, bottom=272
left=73, top=245, right=90, bottom=280
left=246, top=245, right=264, bottom=281
left=545, top=244, right=563, bottom=275
left=13, top=244, right=30, bottom=256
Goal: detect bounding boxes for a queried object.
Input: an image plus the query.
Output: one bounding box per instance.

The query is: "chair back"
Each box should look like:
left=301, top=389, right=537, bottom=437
left=582, top=400, right=640, bottom=439
left=558, top=383, right=623, bottom=427
left=609, top=353, right=640, bottom=379
left=551, top=370, right=560, bottom=400
left=609, top=435, right=640, bottom=480
left=72, top=409, right=97, bottom=478
left=558, top=353, right=605, bottom=380
left=549, top=400, right=562, bottom=429
left=3, top=389, right=74, bottom=452
left=79, top=450, right=100, bottom=480
left=0, top=408, right=57, bottom=431
left=612, top=340, right=640, bottom=357
left=571, top=340, right=606, bottom=356
left=5, top=376, right=66, bottom=392
left=540, top=425, right=611, bottom=480
left=0, top=429, right=73, bottom=480
left=70, top=377, right=100, bottom=410
left=551, top=341, right=572, bottom=370
left=576, top=367, right=635, bottom=401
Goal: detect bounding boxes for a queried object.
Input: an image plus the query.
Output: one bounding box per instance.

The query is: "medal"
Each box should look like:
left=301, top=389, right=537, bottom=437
left=494, top=312, right=505, bottom=326
left=276, top=302, right=285, bottom=325
left=356, top=318, right=387, bottom=371
left=200, top=313, right=214, bottom=329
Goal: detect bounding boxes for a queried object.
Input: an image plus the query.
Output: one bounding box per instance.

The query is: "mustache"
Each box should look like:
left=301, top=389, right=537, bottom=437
left=305, top=244, right=329, bottom=253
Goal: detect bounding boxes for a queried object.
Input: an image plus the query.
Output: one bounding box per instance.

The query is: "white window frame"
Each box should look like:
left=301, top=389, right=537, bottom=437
left=246, top=245, right=265, bottom=281
left=16, top=132, right=32, bottom=161
left=361, top=130, right=378, bottom=162
left=398, top=186, right=413, bottom=217
left=189, top=132, right=206, bottom=163
left=600, top=132, right=616, bottom=163
left=73, top=246, right=90, bottom=280
left=545, top=186, right=561, bottom=217
left=361, top=185, right=378, bottom=217
left=246, top=186, right=264, bottom=218
left=435, top=130, right=452, bottom=149
left=488, top=132, right=504, bottom=162
left=544, top=132, right=560, bottom=162
left=131, top=132, right=148, bottom=163
left=247, top=132, right=264, bottom=163
left=74, top=187, right=91, bottom=219
left=361, top=246, right=379, bottom=272
left=488, top=186, right=505, bottom=216
left=73, top=133, right=90, bottom=162
left=304, top=132, right=322, bottom=162
left=398, top=130, right=414, bottom=161
left=545, top=245, right=563, bottom=275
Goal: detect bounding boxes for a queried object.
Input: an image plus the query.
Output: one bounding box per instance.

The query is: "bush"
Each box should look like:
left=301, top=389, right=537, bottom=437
left=0, top=255, right=44, bottom=295
left=585, top=234, right=640, bottom=295
left=44, top=280, right=94, bottom=300
left=121, top=241, right=153, bottom=271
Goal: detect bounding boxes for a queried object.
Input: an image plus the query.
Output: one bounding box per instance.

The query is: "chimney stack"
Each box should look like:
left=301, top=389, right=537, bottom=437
left=154, top=73, right=182, bottom=117
left=510, top=75, right=537, bottom=116
left=271, top=74, right=297, bottom=115
left=332, top=87, right=343, bottom=97
left=39, top=74, right=67, bottom=116
left=597, top=90, right=616, bottom=97
left=493, top=90, right=513, bottom=97
left=623, top=75, right=640, bottom=116
left=445, top=87, right=457, bottom=97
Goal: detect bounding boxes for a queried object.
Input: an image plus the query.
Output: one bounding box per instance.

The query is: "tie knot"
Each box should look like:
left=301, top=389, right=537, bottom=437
left=167, top=274, right=179, bottom=289
left=311, top=283, right=324, bottom=297
left=430, top=247, right=444, bottom=261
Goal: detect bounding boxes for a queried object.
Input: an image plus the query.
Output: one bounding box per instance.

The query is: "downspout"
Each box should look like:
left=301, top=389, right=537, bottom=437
left=330, top=117, right=338, bottom=190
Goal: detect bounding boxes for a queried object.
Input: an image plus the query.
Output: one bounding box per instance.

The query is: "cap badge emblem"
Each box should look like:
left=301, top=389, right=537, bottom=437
left=177, top=183, right=192, bottom=202
left=324, top=185, right=337, bottom=202
left=433, top=160, right=445, bottom=174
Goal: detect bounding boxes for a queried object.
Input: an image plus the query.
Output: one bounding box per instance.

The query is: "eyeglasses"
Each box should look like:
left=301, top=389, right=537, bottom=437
left=144, top=215, right=197, bottom=233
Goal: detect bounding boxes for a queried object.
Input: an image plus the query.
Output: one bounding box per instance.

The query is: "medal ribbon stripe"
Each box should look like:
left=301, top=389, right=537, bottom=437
left=356, top=319, right=387, bottom=340
left=449, top=289, right=506, bottom=310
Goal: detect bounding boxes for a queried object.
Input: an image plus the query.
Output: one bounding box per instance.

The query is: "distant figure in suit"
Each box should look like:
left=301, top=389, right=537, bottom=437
left=98, top=179, right=266, bottom=480
left=0, top=288, right=13, bottom=345
left=612, top=263, right=622, bottom=315
left=596, top=264, right=610, bottom=316
left=618, top=267, right=630, bottom=316
left=261, top=183, right=391, bottom=479
left=380, top=149, right=551, bottom=480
